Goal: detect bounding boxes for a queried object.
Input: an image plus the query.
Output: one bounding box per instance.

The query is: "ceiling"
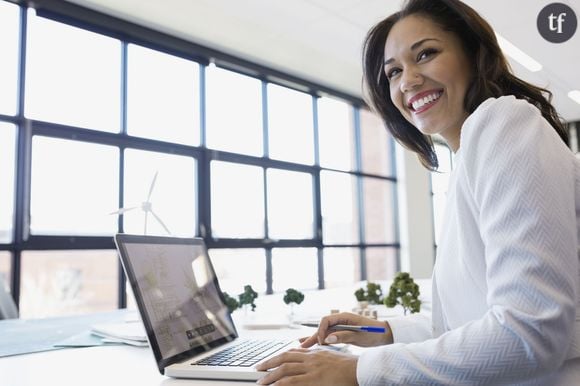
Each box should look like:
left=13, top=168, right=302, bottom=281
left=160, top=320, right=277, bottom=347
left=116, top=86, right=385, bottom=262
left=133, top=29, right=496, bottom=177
left=64, top=0, right=580, bottom=121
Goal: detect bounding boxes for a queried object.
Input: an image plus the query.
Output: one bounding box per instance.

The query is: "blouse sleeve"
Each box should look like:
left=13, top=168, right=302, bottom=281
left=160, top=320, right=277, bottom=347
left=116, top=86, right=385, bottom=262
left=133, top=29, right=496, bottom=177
left=356, top=97, right=578, bottom=385
left=387, top=312, right=432, bottom=343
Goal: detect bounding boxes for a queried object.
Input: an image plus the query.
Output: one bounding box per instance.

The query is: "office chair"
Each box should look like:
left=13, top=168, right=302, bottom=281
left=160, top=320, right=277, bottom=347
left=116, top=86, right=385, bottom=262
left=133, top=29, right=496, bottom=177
left=0, top=275, right=18, bottom=319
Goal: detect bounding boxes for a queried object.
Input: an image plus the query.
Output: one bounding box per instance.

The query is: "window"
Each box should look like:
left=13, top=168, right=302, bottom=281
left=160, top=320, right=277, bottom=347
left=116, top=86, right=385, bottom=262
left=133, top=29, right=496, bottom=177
left=0, top=1, right=19, bottom=116
left=266, top=169, right=314, bottom=239
left=19, top=250, right=118, bottom=318
left=323, top=248, right=360, bottom=288
left=362, top=177, right=396, bottom=244
left=267, top=84, right=314, bottom=164
left=30, top=137, right=119, bottom=236
left=206, top=66, right=262, bottom=156
left=320, top=171, right=359, bottom=244
left=25, top=11, right=121, bottom=132
left=271, top=248, right=318, bottom=292
left=210, top=161, right=264, bottom=238
left=209, top=249, right=266, bottom=294
left=123, top=149, right=196, bottom=237
left=365, top=247, right=398, bottom=282
left=318, top=96, right=356, bottom=171
left=4, top=3, right=399, bottom=316
left=0, top=252, right=11, bottom=292
left=359, top=108, right=393, bottom=176
left=127, top=44, right=200, bottom=145
left=0, top=123, right=16, bottom=243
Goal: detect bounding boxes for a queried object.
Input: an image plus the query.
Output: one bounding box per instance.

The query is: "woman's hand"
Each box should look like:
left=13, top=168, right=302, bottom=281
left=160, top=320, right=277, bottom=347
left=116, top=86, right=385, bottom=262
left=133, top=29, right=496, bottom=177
left=300, top=312, right=393, bottom=348
left=255, top=348, right=358, bottom=386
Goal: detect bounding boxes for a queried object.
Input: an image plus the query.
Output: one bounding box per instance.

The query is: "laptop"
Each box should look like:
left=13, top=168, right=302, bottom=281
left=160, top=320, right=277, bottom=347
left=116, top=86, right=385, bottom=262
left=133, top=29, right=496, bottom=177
left=114, top=234, right=298, bottom=381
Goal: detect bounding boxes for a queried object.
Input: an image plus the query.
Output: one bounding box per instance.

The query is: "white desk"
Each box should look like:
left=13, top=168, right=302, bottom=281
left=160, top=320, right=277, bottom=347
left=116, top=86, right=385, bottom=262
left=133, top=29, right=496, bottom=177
left=0, top=332, right=313, bottom=386
left=0, top=281, right=431, bottom=386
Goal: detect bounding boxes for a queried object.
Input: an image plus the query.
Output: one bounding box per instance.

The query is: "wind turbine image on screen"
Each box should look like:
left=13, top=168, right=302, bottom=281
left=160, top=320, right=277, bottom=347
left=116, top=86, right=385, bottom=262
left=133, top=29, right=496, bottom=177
left=110, top=171, right=172, bottom=235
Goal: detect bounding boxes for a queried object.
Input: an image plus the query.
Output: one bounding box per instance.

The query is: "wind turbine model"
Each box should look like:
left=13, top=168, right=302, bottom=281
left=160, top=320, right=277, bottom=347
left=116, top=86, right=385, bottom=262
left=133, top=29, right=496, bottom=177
left=110, top=171, right=172, bottom=235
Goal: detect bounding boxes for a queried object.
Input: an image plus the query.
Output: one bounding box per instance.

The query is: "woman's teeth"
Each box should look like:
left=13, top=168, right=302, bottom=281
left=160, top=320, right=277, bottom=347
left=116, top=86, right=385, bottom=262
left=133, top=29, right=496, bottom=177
left=412, top=91, right=442, bottom=111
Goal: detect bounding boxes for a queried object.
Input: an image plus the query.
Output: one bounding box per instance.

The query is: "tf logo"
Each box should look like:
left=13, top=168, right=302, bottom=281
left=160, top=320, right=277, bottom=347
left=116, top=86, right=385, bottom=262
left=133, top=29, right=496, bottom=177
left=537, top=2, right=577, bottom=43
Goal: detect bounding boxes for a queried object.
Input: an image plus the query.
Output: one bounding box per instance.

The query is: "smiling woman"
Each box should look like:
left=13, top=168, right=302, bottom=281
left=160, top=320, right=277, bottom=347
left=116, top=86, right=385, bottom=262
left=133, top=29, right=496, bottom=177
left=363, top=0, right=568, bottom=170
left=383, top=15, right=472, bottom=151
left=254, top=0, right=580, bottom=385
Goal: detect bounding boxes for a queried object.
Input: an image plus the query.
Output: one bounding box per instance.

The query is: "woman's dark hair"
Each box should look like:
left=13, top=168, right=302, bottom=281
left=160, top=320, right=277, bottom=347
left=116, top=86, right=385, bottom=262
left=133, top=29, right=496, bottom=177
left=363, top=0, right=569, bottom=170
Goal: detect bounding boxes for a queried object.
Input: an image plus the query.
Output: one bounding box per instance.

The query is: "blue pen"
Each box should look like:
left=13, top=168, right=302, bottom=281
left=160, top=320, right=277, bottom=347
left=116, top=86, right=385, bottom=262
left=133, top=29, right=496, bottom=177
left=301, top=323, right=386, bottom=333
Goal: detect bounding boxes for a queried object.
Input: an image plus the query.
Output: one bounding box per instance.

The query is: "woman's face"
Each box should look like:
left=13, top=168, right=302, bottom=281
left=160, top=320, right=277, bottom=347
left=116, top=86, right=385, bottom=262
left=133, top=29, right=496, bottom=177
left=383, top=14, right=472, bottom=150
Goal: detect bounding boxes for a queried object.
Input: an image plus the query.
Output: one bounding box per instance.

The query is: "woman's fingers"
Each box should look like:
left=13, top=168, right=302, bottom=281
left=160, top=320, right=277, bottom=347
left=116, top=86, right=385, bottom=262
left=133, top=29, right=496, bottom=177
left=255, top=351, right=307, bottom=371
left=299, top=334, right=319, bottom=348
left=257, top=350, right=359, bottom=385
left=256, top=362, right=306, bottom=385
left=323, top=331, right=356, bottom=344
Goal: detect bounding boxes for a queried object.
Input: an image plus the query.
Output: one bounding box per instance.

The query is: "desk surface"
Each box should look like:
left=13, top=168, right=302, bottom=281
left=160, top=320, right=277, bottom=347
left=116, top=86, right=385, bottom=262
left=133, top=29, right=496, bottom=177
left=0, top=281, right=431, bottom=386
left=0, top=324, right=312, bottom=386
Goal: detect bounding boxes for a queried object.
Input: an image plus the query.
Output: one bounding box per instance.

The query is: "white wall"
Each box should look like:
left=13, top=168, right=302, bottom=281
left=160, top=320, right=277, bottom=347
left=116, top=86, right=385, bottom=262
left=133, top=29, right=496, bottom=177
left=395, top=145, right=435, bottom=279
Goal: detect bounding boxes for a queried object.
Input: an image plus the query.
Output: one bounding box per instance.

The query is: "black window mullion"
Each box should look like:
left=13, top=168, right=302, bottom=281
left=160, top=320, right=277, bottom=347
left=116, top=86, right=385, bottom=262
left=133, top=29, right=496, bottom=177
left=390, top=138, right=402, bottom=272
left=312, top=96, right=322, bottom=243
left=317, top=247, right=324, bottom=290
left=262, top=81, right=269, bottom=159
left=261, top=79, right=271, bottom=247
left=199, top=150, right=212, bottom=241
left=11, top=4, right=29, bottom=307
left=353, top=108, right=367, bottom=280
left=312, top=95, right=325, bottom=288
left=265, top=247, right=273, bottom=294
left=261, top=78, right=274, bottom=294
left=117, top=41, right=128, bottom=309
left=117, top=147, right=126, bottom=308
left=198, top=65, right=211, bottom=242
left=199, top=65, right=207, bottom=148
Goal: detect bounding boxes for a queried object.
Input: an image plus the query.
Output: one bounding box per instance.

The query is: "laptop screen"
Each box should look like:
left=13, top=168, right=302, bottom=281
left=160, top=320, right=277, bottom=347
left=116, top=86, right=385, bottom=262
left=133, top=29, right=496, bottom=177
left=115, top=234, right=238, bottom=373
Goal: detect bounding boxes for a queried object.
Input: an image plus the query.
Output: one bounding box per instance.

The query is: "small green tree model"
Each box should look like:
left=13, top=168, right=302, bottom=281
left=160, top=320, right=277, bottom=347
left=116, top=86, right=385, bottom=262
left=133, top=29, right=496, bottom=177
left=354, top=288, right=367, bottom=302
left=366, top=282, right=383, bottom=304
left=283, top=288, right=304, bottom=322
left=353, top=282, right=383, bottom=304
left=283, top=288, right=305, bottom=306
left=238, top=285, right=258, bottom=311
left=384, top=272, right=421, bottom=315
left=222, top=291, right=239, bottom=313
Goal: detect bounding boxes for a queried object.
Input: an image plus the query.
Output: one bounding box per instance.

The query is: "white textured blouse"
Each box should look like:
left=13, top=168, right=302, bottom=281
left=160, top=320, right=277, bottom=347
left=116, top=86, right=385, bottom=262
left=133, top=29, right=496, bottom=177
left=357, top=96, right=580, bottom=385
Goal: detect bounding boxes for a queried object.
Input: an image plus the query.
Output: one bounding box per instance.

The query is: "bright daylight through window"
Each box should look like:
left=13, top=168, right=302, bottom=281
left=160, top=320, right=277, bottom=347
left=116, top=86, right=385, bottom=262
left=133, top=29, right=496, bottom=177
left=1, top=2, right=399, bottom=318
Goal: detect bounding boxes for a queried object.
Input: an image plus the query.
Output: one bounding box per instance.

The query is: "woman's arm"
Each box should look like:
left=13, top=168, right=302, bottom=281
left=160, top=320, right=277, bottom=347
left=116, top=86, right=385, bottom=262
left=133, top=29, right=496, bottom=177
left=357, top=97, right=578, bottom=385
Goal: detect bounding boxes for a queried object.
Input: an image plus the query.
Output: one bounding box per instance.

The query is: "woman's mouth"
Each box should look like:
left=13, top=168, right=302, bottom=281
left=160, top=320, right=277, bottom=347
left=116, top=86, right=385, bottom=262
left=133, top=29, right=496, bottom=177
left=408, top=90, right=443, bottom=114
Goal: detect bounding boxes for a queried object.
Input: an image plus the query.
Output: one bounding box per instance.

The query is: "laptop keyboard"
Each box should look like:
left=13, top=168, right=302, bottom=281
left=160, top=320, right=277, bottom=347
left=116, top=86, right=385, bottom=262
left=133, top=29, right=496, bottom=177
left=192, top=339, right=291, bottom=367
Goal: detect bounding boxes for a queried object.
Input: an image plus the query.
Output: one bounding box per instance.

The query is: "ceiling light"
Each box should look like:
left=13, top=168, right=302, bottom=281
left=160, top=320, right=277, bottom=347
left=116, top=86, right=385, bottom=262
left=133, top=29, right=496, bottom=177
left=568, top=90, right=580, bottom=105
left=495, top=33, right=542, bottom=72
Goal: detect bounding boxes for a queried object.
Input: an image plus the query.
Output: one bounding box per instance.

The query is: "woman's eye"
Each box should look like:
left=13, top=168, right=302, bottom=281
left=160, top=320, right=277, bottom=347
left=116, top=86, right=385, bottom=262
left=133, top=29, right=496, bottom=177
left=387, top=68, right=401, bottom=79
left=418, top=48, right=437, bottom=61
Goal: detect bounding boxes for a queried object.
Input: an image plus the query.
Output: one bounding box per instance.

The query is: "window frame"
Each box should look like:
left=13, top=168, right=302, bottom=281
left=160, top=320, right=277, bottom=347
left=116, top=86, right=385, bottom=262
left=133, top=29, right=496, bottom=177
left=1, top=0, right=400, bottom=314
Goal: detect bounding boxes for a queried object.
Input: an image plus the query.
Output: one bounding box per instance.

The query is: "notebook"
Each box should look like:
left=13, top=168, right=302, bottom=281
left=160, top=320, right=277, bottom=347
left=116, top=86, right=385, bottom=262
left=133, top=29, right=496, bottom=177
left=114, top=234, right=297, bottom=381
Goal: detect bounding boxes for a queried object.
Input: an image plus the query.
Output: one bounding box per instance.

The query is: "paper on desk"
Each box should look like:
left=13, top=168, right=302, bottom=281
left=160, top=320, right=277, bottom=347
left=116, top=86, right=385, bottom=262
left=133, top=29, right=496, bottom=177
left=53, top=331, right=108, bottom=348
left=90, top=321, right=148, bottom=346
left=99, top=336, right=149, bottom=347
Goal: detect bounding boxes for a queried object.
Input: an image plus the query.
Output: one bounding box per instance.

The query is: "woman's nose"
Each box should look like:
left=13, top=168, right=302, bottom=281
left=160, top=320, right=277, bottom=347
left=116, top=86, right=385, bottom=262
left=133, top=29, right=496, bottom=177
left=400, top=67, right=423, bottom=93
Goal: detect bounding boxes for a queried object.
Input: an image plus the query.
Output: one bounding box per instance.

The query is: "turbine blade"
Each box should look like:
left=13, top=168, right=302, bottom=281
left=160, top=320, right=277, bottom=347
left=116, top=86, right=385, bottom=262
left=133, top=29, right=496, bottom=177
left=109, top=206, right=137, bottom=215
left=150, top=210, right=171, bottom=235
left=146, top=171, right=159, bottom=202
